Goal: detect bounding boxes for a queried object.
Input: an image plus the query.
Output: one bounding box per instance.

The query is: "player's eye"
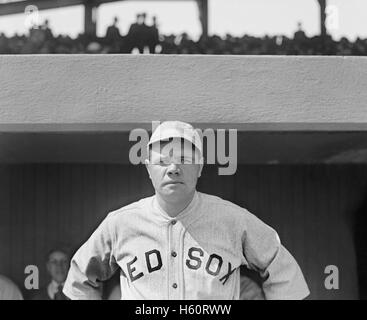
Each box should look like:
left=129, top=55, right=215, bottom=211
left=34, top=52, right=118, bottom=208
left=159, top=158, right=170, bottom=165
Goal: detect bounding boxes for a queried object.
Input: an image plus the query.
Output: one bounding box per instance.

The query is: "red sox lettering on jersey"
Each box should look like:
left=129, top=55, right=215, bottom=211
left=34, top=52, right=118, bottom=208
left=63, top=192, right=310, bottom=300
left=125, top=247, right=237, bottom=285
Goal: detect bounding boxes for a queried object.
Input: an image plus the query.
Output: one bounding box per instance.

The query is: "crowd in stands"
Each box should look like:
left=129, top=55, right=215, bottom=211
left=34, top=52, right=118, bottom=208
left=1, top=15, right=367, bottom=55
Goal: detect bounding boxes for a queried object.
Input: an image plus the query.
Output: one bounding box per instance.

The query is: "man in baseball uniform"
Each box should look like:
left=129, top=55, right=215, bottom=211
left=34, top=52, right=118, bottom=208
left=63, top=121, right=310, bottom=300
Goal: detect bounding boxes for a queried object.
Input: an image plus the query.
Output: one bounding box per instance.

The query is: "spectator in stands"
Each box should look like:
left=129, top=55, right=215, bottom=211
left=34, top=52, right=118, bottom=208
left=1, top=16, right=367, bottom=56
left=140, top=12, right=153, bottom=53
left=0, top=32, right=10, bottom=54
left=177, top=32, right=194, bottom=54
left=337, top=37, right=353, bottom=55
left=32, top=248, right=70, bottom=300
left=20, top=23, right=45, bottom=54
left=126, top=12, right=159, bottom=54
left=294, top=22, right=306, bottom=40
left=105, top=17, right=121, bottom=44
left=353, top=37, right=367, bottom=55
left=147, top=16, right=160, bottom=54
left=126, top=13, right=145, bottom=53
left=160, top=34, right=178, bottom=54
left=42, top=19, right=53, bottom=41
left=0, top=274, right=23, bottom=300
left=291, top=23, right=308, bottom=55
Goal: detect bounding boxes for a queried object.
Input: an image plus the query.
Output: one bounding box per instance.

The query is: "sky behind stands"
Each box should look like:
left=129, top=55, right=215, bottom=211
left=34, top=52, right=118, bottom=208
left=0, top=0, right=366, bottom=40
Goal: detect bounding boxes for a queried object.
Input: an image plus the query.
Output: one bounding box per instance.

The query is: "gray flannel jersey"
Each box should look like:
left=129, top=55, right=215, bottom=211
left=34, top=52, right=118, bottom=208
left=63, top=191, right=310, bottom=300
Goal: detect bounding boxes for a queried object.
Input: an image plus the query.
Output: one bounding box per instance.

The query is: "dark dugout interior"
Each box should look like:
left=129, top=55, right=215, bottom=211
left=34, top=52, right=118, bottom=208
left=1, top=129, right=367, bottom=299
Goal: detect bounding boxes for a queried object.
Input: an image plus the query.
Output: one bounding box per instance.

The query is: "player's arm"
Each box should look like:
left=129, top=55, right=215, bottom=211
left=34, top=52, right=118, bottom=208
left=63, top=215, right=119, bottom=300
left=241, top=212, right=310, bottom=300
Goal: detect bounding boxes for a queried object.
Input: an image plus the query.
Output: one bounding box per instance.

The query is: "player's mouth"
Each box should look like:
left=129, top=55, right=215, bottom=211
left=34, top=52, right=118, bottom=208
left=164, top=181, right=183, bottom=186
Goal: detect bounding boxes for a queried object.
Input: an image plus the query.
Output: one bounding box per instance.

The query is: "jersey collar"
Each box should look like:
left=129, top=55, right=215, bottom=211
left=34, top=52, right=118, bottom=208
left=151, top=191, right=201, bottom=225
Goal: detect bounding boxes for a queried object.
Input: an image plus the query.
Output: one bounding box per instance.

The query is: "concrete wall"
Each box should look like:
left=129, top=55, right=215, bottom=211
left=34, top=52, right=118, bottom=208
left=1, top=55, right=367, bottom=129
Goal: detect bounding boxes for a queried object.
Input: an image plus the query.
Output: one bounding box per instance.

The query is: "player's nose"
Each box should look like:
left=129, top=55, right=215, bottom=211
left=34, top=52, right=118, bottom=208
left=167, top=163, right=181, bottom=176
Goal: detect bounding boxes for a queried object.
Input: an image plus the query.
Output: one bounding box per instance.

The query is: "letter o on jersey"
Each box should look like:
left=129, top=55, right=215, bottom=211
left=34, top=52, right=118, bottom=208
left=205, top=254, right=223, bottom=276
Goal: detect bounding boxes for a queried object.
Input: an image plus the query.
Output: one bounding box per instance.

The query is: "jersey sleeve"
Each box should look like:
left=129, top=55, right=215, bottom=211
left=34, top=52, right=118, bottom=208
left=241, top=212, right=310, bottom=300
left=63, top=214, right=119, bottom=300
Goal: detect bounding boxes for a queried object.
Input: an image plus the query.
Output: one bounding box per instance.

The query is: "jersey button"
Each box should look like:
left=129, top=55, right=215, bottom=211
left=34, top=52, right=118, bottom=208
left=171, top=220, right=177, bottom=225
left=171, top=251, right=177, bottom=257
left=172, top=283, right=178, bottom=289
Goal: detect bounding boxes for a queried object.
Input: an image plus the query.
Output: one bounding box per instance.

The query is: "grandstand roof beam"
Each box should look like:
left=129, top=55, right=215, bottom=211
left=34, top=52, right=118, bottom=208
left=84, top=0, right=98, bottom=37
left=317, top=0, right=327, bottom=38
left=197, top=0, right=208, bottom=39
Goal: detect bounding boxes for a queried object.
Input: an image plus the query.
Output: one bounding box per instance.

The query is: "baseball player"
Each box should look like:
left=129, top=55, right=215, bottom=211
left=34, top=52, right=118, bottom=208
left=63, top=121, right=310, bottom=300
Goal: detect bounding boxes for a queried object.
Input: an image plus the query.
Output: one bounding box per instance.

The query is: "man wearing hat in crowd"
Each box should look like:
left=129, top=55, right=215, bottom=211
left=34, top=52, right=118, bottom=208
left=63, top=121, right=309, bottom=300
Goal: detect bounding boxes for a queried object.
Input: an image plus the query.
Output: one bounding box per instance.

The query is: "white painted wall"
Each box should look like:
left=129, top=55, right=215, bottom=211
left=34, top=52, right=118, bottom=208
left=0, top=55, right=367, bottom=127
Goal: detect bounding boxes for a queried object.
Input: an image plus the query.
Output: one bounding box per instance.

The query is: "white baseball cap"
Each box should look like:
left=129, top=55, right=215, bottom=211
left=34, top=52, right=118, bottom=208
left=147, top=121, right=203, bottom=157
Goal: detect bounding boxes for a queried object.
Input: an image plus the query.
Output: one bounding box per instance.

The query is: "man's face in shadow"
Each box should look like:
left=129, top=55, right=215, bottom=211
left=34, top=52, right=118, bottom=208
left=46, top=251, right=69, bottom=284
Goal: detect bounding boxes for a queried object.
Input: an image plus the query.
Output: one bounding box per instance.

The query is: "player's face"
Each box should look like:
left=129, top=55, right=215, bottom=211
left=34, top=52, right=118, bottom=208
left=145, top=138, right=203, bottom=202
left=46, top=251, right=69, bottom=284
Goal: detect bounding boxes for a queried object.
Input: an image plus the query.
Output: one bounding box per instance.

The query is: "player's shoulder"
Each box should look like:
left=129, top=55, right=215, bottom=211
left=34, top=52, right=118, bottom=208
left=106, top=195, right=154, bottom=220
left=197, top=192, right=273, bottom=231
left=198, top=192, right=251, bottom=216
